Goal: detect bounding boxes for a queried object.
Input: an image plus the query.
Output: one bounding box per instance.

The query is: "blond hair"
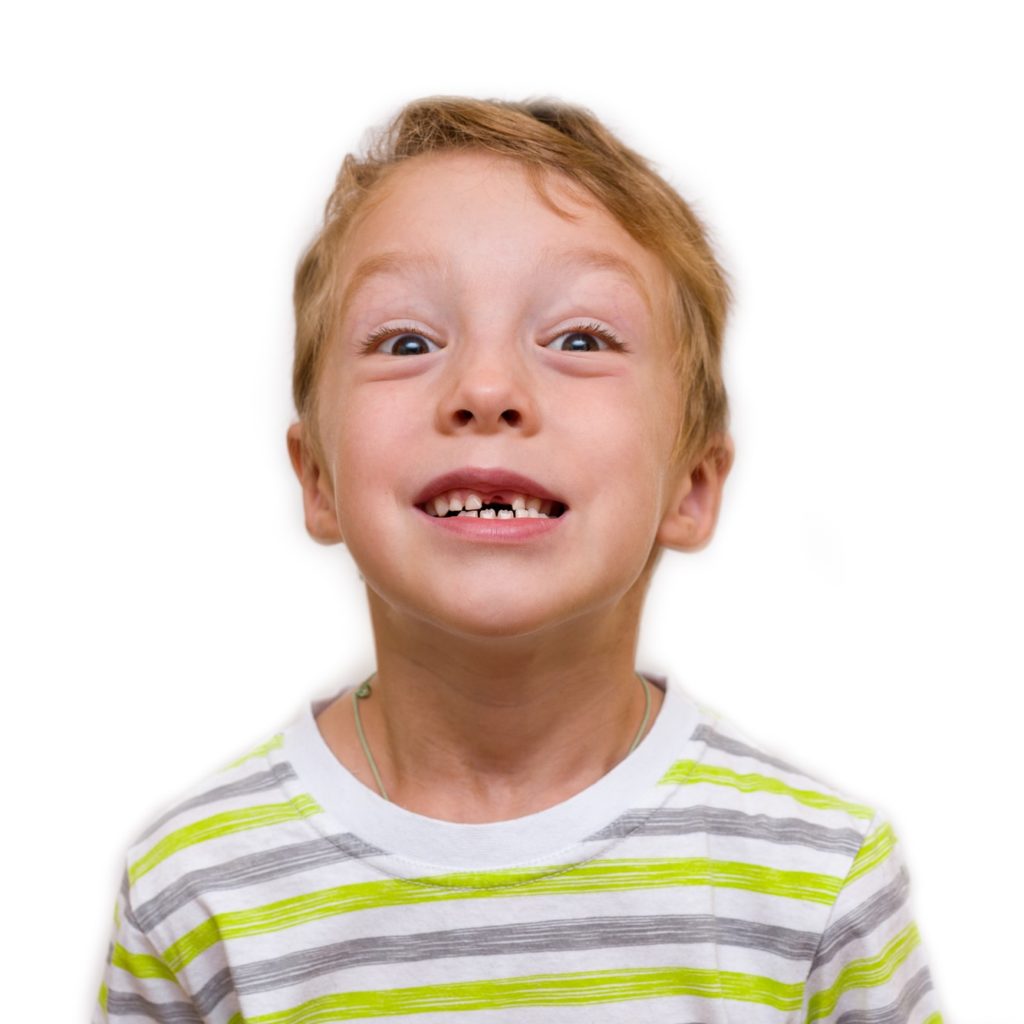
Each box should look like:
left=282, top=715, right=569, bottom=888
left=293, top=96, right=730, bottom=465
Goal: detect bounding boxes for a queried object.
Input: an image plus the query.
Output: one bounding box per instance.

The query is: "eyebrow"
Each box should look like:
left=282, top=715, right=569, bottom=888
left=537, top=245, right=653, bottom=312
left=338, top=245, right=653, bottom=317
left=336, top=251, right=441, bottom=321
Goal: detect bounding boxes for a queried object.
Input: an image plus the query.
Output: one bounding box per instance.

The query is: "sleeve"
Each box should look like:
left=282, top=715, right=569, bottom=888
left=800, top=814, right=943, bottom=1023
left=92, top=870, right=203, bottom=1024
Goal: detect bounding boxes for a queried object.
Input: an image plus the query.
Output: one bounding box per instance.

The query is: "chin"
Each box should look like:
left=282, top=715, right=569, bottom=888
left=390, top=588, right=591, bottom=642
left=431, top=604, right=566, bottom=641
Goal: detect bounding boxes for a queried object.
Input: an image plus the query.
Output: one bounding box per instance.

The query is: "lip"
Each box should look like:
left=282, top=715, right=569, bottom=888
left=413, top=467, right=567, bottom=508
left=416, top=506, right=564, bottom=543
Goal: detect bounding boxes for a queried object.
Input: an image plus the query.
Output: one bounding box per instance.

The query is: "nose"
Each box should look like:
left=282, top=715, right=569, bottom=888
left=435, top=337, right=540, bottom=436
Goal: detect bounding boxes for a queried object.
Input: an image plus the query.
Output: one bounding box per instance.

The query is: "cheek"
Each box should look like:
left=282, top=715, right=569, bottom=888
left=601, top=374, right=680, bottom=465
left=328, top=380, right=421, bottom=470
left=328, top=399, right=435, bottom=555
left=641, top=368, right=685, bottom=461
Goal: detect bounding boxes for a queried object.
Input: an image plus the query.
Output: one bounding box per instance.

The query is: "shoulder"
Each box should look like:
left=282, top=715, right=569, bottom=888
left=119, top=728, right=329, bottom=938
left=671, top=700, right=880, bottom=841
left=650, top=693, right=908, bottom=910
left=680, top=717, right=946, bottom=1016
left=670, top=701, right=918, bottom=944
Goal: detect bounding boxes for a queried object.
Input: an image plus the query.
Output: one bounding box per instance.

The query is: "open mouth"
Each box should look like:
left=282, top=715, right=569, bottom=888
left=417, top=488, right=568, bottom=520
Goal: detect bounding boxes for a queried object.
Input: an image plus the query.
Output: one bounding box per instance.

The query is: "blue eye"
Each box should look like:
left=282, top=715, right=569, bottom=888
left=363, top=329, right=440, bottom=356
left=546, top=324, right=622, bottom=352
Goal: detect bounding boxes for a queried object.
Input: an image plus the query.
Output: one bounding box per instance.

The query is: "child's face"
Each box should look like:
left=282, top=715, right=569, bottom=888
left=294, top=151, right=720, bottom=639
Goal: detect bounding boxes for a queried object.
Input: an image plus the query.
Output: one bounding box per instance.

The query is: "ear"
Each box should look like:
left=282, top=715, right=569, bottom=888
left=657, top=433, right=734, bottom=553
left=286, top=422, right=344, bottom=545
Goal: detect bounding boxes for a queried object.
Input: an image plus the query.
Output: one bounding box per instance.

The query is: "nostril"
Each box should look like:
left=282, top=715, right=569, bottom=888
left=453, top=408, right=521, bottom=427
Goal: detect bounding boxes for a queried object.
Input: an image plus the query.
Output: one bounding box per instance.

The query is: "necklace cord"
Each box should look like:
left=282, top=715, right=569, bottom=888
left=353, top=677, right=390, bottom=802
left=352, top=672, right=653, bottom=803
left=628, top=672, right=652, bottom=755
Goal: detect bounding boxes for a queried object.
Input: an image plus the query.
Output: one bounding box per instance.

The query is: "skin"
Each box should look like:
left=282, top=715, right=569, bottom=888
left=288, top=151, right=732, bottom=823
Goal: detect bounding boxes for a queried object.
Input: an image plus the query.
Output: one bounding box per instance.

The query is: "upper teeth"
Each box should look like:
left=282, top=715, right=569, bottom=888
left=423, top=490, right=558, bottom=518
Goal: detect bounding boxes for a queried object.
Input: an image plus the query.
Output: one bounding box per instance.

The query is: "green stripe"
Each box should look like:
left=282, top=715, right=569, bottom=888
left=660, top=760, right=873, bottom=819
left=129, top=794, right=322, bottom=884
left=923, top=1014, right=944, bottom=1024
left=163, top=856, right=841, bottom=971
left=225, top=733, right=285, bottom=769
left=98, top=982, right=108, bottom=1011
left=806, top=923, right=920, bottom=1021
left=242, top=966, right=805, bottom=1023
left=111, top=943, right=177, bottom=982
left=847, top=822, right=896, bottom=883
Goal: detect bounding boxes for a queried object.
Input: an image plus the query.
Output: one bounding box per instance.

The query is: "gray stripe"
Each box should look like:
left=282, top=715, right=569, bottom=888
left=105, top=991, right=202, bottom=1024
left=812, top=868, right=910, bottom=971
left=192, top=913, right=819, bottom=1015
left=587, top=805, right=863, bottom=855
left=136, top=762, right=299, bottom=842
left=835, top=967, right=933, bottom=1024
left=693, top=724, right=805, bottom=777
left=124, top=900, right=143, bottom=933
left=133, top=833, right=383, bottom=931
left=115, top=870, right=145, bottom=932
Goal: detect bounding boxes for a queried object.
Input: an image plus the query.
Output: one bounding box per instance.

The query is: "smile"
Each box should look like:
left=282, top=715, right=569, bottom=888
left=418, top=490, right=567, bottom=519
left=413, top=468, right=570, bottom=525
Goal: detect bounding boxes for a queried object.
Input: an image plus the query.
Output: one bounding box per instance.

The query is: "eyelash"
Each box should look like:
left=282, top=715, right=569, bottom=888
left=360, top=322, right=628, bottom=354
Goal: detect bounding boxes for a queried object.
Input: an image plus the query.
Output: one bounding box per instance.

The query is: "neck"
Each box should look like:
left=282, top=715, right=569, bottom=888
left=319, top=585, right=663, bottom=822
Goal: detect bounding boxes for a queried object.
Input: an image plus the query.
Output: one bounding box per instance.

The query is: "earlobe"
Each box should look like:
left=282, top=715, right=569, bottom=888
left=657, top=434, right=734, bottom=553
left=286, top=422, right=344, bottom=545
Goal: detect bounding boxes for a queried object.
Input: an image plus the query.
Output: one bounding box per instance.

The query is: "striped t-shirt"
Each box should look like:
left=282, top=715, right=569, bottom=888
left=94, top=676, right=942, bottom=1023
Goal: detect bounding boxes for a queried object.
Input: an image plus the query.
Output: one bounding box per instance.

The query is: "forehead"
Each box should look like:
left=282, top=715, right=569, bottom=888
left=337, top=151, right=673, bottom=317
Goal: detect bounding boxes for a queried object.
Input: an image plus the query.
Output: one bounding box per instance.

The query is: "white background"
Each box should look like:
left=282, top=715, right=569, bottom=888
left=2, top=3, right=1020, bottom=1021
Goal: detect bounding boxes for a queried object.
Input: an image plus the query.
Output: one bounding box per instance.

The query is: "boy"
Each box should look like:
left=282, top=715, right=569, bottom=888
left=94, top=97, right=941, bottom=1023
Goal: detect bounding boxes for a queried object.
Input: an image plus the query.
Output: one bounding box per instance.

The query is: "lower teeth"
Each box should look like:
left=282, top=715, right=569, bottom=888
left=456, top=509, right=548, bottom=519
